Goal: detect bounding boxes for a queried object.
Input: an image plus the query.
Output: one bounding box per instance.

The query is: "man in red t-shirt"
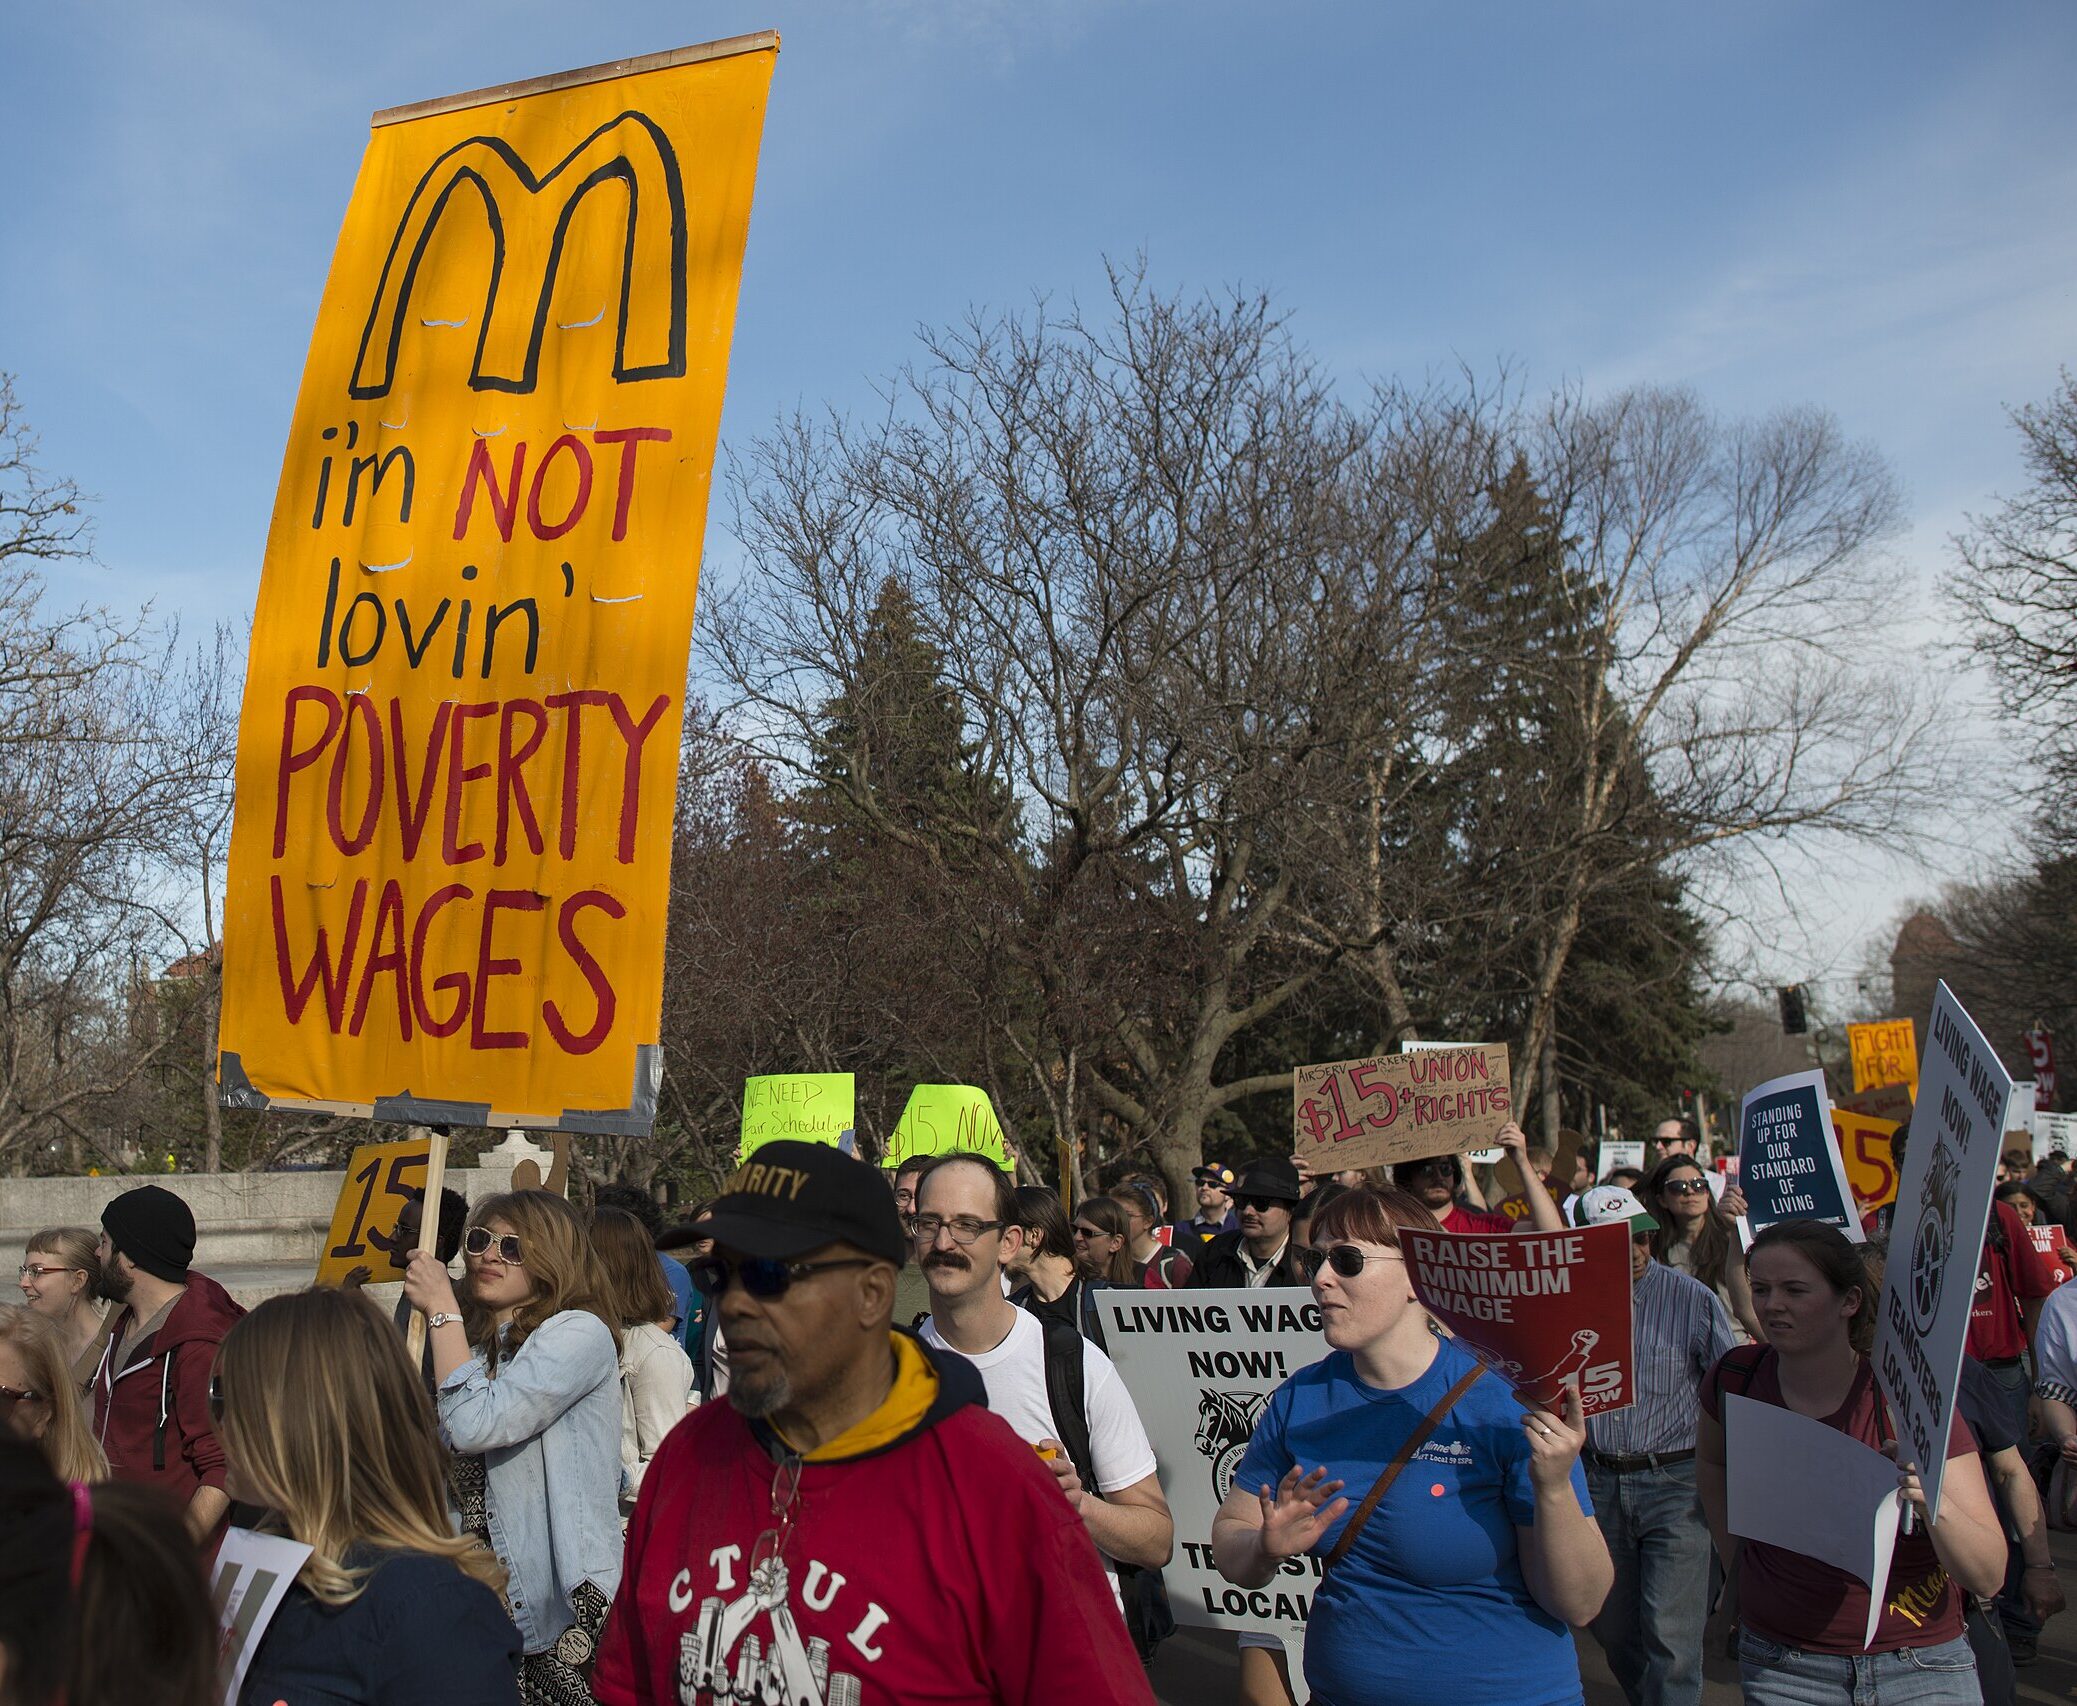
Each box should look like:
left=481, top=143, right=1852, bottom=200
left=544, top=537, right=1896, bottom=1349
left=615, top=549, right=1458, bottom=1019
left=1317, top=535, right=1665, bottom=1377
left=1391, top=1124, right=1567, bottom=1234
left=591, top=1141, right=1152, bottom=1706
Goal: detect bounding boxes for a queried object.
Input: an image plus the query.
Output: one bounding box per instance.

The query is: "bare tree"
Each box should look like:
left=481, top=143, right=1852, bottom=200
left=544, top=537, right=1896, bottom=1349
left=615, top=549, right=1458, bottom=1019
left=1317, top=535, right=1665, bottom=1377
left=708, top=271, right=1389, bottom=1201
left=1950, top=369, right=2077, bottom=840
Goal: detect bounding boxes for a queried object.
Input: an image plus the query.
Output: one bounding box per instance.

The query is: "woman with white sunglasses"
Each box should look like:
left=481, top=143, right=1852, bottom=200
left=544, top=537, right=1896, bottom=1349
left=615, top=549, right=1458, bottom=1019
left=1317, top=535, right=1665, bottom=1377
left=403, top=1190, right=621, bottom=1706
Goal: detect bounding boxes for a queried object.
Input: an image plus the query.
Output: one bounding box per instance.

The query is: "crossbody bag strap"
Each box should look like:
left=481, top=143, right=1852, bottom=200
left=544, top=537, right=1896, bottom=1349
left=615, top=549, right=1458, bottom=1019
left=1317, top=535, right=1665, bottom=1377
left=1323, top=1362, right=1486, bottom=1572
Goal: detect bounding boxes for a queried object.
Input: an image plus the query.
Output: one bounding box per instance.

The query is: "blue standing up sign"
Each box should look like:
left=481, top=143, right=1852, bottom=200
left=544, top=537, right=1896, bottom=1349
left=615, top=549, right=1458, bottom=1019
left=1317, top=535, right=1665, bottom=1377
left=1737, top=1068, right=1864, bottom=1242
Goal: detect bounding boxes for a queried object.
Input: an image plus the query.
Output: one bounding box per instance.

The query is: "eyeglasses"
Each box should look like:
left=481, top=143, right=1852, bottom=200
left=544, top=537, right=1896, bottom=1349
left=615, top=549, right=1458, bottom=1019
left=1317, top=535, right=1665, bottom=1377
left=463, top=1228, right=523, bottom=1264
left=207, top=1373, right=225, bottom=1424
left=1408, top=1158, right=1458, bottom=1177
left=1237, top=1195, right=1288, bottom=1213
left=1320, top=1244, right=1403, bottom=1278
left=1071, top=1224, right=1111, bottom=1241
left=689, top=1255, right=874, bottom=1299
left=0, top=1383, right=45, bottom=1410
left=17, top=1263, right=78, bottom=1280
left=908, top=1214, right=1004, bottom=1247
left=1662, top=1178, right=1712, bottom=1196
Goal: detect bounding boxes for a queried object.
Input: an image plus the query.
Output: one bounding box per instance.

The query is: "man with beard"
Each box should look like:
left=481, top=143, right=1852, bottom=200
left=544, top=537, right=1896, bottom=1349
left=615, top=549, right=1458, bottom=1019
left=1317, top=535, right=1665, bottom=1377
left=915, top=1154, right=1173, bottom=1615
left=88, top=1184, right=244, bottom=1540
left=591, top=1140, right=1152, bottom=1706
left=1391, top=1124, right=1569, bottom=1235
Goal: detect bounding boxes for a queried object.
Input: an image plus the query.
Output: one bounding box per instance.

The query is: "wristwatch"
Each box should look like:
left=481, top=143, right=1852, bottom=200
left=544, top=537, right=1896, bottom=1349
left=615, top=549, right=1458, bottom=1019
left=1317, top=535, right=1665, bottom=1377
left=428, top=1311, right=462, bottom=1330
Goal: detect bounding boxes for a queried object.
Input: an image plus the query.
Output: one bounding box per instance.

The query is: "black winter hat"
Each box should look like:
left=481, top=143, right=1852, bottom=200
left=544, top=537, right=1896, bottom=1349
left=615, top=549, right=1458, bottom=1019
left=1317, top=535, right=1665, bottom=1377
left=100, top=1185, right=196, bottom=1283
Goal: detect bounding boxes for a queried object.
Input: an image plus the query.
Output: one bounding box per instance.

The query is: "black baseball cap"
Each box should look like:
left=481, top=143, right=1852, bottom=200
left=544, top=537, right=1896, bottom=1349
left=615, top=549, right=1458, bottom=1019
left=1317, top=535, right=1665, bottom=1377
left=1192, top=1163, right=1237, bottom=1188
left=693, top=1141, right=906, bottom=1266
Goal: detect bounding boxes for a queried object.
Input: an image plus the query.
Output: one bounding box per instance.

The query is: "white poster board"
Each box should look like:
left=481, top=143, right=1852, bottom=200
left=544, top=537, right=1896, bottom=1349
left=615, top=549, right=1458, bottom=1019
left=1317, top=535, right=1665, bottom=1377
left=210, top=1528, right=314, bottom=1706
left=1598, top=1139, right=1645, bottom=1180
left=1096, top=1290, right=1326, bottom=1701
left=1724, top=1395, right=1900, bottom=1650
left=1872, top=981, right=2010, bottom=1523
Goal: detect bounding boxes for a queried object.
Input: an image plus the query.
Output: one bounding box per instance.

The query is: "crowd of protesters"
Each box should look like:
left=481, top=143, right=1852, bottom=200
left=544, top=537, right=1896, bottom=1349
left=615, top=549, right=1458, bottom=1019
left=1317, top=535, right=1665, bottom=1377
left=5, top=1111, right=2077, bottom=1706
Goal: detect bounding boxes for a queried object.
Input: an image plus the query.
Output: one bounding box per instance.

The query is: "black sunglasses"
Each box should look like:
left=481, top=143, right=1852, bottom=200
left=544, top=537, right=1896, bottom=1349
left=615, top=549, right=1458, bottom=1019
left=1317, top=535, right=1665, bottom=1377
left=689, top=1254, right=875, bottom=1300
left=1662, top=1178, right=1712, bottom=1196
left=1237, top=1195, right=1288, bottom=1213
left=464, top=1227, right=523, bottom=1264
left=1320, top=1243, right=1402, bottom=1278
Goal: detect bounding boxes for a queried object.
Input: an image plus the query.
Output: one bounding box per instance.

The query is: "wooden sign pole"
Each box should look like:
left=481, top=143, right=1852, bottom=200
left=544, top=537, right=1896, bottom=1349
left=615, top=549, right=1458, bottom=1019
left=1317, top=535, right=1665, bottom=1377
left=403, top=1124, right=451, bottom=1366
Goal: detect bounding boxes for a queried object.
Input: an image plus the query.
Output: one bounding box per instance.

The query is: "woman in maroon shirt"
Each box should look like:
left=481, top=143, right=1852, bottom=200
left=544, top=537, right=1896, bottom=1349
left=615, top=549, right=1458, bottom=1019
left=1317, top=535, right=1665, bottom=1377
left=1697, top=1221, right=2006, bottom=1704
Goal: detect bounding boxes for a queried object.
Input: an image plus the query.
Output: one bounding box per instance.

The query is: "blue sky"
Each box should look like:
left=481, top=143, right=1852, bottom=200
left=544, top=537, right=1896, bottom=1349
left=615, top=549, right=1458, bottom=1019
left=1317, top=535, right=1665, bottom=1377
left=4, top=1, right=2073, bottom=997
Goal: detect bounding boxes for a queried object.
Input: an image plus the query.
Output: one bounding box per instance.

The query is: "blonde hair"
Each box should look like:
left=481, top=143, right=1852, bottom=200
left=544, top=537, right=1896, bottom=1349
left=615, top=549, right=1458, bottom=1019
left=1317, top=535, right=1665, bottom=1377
left=214, top=1288, right=503, bottom=1605
left=464, top=1190, right=619, bottom=1368
left=24, top=1226, right=103, bottom=1301
left=0, top=1305, right=107, bottom=1483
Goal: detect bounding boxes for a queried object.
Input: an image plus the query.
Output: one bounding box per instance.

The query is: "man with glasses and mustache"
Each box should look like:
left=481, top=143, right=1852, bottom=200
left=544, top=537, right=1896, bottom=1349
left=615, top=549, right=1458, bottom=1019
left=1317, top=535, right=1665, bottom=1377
left=915, top=1152, right=1174, bottom=1626
left=591, top=1140, right=1153, bottom=1706
left=1392, top=1124, right=1569, bottom=1236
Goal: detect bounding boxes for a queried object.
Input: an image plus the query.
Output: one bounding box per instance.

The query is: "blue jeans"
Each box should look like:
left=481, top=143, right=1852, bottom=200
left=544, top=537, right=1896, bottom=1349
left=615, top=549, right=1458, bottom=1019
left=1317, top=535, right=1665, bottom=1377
left=1586, top=1459, right=1711, bottom=1706
left=1737, top=1630, right=1980, bottom=1705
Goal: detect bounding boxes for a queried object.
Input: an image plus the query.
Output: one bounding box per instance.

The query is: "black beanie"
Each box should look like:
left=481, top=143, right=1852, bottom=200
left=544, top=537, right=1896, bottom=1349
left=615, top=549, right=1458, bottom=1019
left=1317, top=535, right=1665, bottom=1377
left=101, top=1185, right=196, bottom=1283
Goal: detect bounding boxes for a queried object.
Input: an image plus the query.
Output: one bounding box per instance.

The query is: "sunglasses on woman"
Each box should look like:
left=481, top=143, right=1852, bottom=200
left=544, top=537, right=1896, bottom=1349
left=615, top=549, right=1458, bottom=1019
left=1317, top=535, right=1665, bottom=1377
left=1662, top=1178, right=1712, bottom=1196
left=688, top=1254, right=873, bottom=1299
left=463, top=1227, right=524, bottom=1264
left=1320, top=1243, right=1404, bottom=1278
left=1071, top=1224, right=1111, bottom=1241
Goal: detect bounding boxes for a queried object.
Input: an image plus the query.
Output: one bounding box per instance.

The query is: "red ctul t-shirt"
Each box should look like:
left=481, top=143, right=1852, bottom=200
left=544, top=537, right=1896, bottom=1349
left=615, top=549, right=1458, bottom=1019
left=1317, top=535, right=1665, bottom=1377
left=1443, top=1205, right=1515, bottom=1236
left=1701, top=1348, right=1975, bottom=1654
left=591, top=1370, right=1152, bottom=1706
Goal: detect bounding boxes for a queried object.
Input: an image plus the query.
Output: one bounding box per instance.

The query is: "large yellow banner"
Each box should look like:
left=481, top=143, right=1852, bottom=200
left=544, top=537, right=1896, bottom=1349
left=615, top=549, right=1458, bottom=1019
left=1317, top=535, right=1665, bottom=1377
left=219, top=38, right=776, bottom=1134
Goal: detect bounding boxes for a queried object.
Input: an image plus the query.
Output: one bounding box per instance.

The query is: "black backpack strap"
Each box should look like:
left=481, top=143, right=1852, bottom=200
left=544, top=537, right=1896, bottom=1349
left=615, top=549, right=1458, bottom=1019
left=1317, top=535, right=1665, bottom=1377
left=1038, top=1312, right=1098, bottom=1496
left=1080, top=1278, right=1110, bottom=1352
left=1708, top=1342, right=1773, bottom=1412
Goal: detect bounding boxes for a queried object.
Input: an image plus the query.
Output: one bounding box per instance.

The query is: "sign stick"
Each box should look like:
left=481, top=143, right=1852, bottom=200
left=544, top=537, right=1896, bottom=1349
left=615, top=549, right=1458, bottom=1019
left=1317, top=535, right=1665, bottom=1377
left=404, top=1124, right=450, bottom=1366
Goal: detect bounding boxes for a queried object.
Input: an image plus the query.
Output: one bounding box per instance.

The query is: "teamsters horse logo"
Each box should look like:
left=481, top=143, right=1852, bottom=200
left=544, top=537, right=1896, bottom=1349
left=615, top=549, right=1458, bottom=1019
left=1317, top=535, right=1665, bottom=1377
left=1195, top=1389, right=1269, bottom=1502
left=1907, top=1142, right=1961, bottom=1334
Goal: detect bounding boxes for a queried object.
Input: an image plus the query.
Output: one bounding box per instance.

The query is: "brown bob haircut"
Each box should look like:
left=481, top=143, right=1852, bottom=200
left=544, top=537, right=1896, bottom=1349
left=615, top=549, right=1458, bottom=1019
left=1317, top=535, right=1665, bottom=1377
left=590, top=1207, right=674, bottom=1330
left=1305, top=1184, right=1442, bottom=1249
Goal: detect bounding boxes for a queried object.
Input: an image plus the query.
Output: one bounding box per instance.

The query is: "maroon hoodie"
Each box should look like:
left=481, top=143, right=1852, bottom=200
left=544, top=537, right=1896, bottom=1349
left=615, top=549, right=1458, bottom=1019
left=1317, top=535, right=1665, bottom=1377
left=90, top=1271, right=244, bottom=1505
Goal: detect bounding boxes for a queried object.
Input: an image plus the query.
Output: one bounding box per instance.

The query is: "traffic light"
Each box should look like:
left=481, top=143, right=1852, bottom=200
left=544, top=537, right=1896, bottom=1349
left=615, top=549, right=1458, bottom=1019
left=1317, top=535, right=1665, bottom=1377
left=1778, top=985, right=1808, bottom=1036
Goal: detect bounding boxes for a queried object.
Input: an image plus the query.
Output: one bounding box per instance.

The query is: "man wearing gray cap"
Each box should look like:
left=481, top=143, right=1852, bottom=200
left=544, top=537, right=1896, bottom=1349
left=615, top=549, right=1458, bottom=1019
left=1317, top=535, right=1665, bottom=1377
left=89, top=1183, right=244, bottom=1539
left=1573, top=1184, right=1738, bottom=1706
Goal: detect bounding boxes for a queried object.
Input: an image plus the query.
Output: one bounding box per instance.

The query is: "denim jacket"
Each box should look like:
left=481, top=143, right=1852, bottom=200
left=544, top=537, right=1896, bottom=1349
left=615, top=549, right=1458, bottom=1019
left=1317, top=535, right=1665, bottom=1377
left=438, top=1310, right=622, bottom=1654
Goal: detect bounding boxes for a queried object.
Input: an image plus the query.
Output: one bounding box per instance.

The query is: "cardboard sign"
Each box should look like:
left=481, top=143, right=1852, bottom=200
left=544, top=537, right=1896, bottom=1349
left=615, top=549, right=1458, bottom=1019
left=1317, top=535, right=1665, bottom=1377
left=1292, top=1044, right=1512, bottom=1173
left=217, top=39, right=779, bottom=1135
left=1095, top=1290, right=1326, bottom=1701
left=2029, top=1223, right=2073, bottom=1289
left=1737, top=1070, right=1861, bottom=1243
left=1840, top=1081, right=1914, bottom=1126
left=1873, top=982, right=2010, bottom=1524
left=315, top=1136, right=430, bottom=1285
left=2038, top=1112, right=2077, bottom=1160
left=1597, top=1139, right=1645, bottom=1180
left=1492, top=1126, right=1584, bottom=1214
left=1724, top=1395, right=1900, bottom=1651
left=739, top=1073, right=854, bottom=1161
left=211, top=1528, right=315, bottom=1706
left=1400, top=1223, right=1636, bottom=1415
left=1833, top=1109, right=1900, bottom=1213
left=886, top=1084, right=1010, bottom=1168
left=1848, top=1019, right=1919, bottom=1096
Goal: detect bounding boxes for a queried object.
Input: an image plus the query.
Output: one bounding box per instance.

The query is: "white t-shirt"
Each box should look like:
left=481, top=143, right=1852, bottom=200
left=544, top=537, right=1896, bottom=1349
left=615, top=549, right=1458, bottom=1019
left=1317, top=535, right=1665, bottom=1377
left=919, top=1307, right=1159, bottom=1603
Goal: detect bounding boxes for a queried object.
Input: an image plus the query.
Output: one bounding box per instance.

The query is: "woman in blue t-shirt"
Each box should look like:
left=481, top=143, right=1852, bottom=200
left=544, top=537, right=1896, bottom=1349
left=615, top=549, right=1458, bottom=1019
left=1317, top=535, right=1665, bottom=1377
left=1212, top=1184, right=1611, bottom=1706
left=215, top=1287, right=520, bottom=1706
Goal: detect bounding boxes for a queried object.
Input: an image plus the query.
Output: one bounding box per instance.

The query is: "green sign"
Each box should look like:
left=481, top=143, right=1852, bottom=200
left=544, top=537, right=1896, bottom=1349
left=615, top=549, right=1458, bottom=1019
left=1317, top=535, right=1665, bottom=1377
left=887, top=1084, right=1009, bottom=1168
left=739, top=1073, right=856, bottom=1161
